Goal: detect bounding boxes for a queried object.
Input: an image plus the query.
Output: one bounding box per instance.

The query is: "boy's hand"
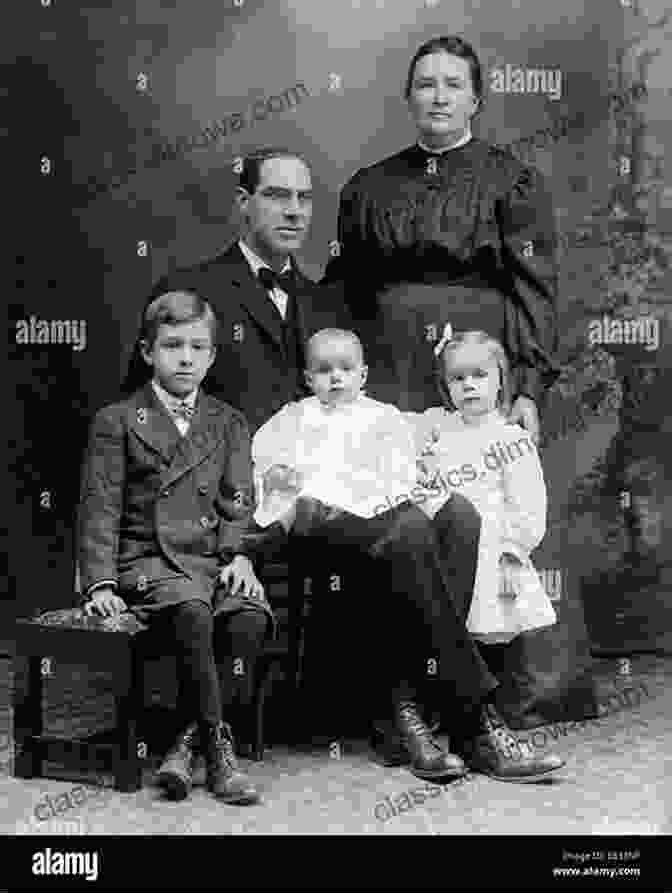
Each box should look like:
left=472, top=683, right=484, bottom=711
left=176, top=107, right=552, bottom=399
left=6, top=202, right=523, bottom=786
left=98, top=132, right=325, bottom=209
left=84, top=587, right=128, bottom=617
left=220, top=555, right=265, bottom=601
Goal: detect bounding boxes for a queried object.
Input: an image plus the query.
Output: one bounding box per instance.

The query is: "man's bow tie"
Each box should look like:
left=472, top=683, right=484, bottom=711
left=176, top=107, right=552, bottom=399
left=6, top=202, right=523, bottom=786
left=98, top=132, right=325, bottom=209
left=169, top=401, right=196, bottom=422
left=258, top=266, right=294, bottom=292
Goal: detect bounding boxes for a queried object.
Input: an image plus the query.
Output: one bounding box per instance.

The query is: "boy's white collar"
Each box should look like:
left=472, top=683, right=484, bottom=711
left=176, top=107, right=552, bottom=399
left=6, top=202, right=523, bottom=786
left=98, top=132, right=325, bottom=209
left=151, top=379, right=198, bottom=409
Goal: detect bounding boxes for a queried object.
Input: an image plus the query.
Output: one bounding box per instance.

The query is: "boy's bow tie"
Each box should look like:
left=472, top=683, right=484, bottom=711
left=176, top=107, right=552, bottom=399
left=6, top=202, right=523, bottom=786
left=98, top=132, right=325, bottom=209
left=169, top=401, right=195, bottom=421
left=258, top=267, right=294, bottom=292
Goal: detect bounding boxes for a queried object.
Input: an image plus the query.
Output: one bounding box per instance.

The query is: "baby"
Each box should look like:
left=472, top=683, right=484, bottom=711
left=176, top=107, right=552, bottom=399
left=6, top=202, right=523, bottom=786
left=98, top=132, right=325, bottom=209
left=252, top=328, right=419, bottom=532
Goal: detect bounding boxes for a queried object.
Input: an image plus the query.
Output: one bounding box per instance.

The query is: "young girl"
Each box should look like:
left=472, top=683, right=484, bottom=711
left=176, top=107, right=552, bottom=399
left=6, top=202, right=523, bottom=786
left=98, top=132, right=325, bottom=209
left=414, top=327, right=557, bottom=645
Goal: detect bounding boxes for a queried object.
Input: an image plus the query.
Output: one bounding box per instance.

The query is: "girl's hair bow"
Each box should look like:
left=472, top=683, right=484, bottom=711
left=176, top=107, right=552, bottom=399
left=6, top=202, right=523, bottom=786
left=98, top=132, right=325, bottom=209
left=433, top=322, right=453, bottom=358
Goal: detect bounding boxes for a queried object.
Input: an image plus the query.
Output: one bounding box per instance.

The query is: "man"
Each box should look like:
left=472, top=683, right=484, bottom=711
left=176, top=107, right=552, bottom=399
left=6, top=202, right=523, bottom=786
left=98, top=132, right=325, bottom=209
left=124, top=148, right=563, bottom=783
left=124, top=148, right=351, bottom=433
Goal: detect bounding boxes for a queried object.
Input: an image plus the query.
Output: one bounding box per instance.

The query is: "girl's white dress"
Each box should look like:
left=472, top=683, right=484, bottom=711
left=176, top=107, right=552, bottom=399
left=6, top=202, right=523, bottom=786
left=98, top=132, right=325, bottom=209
left=411, top=408, right=557, bottom=644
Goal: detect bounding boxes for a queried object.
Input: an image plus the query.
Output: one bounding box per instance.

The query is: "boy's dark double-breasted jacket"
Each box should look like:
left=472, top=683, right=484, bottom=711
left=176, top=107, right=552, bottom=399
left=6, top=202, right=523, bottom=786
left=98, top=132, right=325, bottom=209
left=77, top=383, right=275, bottom=631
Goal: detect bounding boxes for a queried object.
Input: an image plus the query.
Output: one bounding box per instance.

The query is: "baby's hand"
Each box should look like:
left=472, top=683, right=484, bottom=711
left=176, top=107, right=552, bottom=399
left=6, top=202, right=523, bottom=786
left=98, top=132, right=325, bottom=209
left=416, top=457, right=433, bottom=487
left=416, top=451, right=444, bottom=489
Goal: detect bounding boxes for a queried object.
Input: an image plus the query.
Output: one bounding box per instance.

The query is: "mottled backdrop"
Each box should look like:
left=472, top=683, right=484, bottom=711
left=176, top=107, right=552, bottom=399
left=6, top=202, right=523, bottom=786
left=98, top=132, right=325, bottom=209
left=9, top=1, right=672, bottom=669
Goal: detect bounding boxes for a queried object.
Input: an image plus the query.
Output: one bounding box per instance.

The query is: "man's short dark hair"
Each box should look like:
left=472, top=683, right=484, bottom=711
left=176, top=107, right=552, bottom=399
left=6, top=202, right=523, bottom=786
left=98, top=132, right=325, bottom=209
left=238, top=147, right=310, bottom=194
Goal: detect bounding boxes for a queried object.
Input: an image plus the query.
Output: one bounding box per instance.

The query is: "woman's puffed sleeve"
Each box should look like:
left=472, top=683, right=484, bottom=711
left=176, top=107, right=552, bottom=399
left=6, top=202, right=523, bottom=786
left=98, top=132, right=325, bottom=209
left=496, top=165, right=561, bottom=403
left=322, top=169, right=378, bottom=319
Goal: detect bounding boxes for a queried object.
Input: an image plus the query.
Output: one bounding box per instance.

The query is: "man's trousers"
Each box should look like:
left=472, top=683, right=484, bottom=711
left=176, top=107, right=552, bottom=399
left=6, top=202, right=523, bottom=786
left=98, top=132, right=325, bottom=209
left=293, top=495, right=498, bottom=710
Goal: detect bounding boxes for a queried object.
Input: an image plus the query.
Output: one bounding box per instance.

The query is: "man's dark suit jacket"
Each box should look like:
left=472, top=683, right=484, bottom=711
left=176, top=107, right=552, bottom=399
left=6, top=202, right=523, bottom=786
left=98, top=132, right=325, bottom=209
left=125, top=242, right=352, bottom=433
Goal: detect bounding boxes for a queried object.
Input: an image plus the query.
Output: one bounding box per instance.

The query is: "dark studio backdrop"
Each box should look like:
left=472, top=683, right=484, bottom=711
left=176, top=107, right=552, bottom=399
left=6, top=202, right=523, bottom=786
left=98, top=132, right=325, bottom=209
left=9, top=0, right=672, bottom=701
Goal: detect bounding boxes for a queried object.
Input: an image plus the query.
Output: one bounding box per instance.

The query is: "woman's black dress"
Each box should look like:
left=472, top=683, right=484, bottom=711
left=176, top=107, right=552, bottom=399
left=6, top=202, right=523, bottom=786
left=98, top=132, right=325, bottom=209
left=324, top=137, right=561, bottom=411
left=323, top=138, right=599, bottom=728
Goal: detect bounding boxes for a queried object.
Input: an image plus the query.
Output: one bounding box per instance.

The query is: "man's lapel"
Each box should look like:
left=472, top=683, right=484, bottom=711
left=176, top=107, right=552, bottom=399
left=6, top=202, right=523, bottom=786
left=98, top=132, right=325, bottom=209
left=161, top=392, right=227, bottom=488
left=217, top=242, right=285, bottom=349
left=290, top=269, right=313, bottom=358
left=128, top=384, right=183, bottom=462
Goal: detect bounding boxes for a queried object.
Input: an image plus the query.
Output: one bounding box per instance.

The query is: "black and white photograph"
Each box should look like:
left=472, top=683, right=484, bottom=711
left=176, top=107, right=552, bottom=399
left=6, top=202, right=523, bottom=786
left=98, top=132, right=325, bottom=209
left=5, top=0, right=671, bottom=887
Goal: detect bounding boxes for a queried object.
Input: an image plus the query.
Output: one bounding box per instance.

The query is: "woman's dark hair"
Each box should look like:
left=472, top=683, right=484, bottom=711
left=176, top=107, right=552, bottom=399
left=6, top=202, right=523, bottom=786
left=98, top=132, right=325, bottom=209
left=239, top=147, right=309, bottom=195
left=404, top=35, right=484, bottom=103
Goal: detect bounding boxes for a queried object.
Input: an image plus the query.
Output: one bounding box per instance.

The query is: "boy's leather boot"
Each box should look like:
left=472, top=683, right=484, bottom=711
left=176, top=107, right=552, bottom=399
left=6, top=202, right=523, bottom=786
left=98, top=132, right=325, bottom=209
left=156, top=722, right=200, bottom=801
left=373, top=700, right=467, bottom=780
left=458, top=702, right=566, bottom=782
left=201, top=720, right=260, bottom=805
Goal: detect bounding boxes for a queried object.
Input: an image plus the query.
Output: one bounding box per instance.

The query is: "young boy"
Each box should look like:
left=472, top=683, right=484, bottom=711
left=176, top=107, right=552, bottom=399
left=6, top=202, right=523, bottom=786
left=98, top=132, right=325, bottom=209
left=78, top=291, right=272, bottom=805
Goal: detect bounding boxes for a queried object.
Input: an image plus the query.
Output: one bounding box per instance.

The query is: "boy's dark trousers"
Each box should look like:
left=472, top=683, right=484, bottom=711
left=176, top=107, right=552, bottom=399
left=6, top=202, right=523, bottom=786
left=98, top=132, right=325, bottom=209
left=291, top=495, right=498, bottom=734
left=147, top=601, right=269, bottom=739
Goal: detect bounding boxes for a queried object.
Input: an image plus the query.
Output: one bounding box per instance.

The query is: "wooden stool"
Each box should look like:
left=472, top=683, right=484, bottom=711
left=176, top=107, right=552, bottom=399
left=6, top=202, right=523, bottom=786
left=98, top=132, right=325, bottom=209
left=13, top=609, right=152, bottom=792
left=12, top=592, right=301, bottom=791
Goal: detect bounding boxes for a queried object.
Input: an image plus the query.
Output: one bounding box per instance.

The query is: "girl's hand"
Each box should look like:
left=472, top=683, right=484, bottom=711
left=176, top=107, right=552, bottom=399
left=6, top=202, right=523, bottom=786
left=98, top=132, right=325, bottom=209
left=84, top=588, right=128, bottom=618
left=499, top=553, right=523, bottom=598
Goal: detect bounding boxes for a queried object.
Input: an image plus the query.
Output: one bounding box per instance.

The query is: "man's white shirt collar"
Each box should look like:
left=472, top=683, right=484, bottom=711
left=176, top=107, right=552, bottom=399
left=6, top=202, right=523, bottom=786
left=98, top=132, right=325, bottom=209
left=238, top=239, right=292, bottom=277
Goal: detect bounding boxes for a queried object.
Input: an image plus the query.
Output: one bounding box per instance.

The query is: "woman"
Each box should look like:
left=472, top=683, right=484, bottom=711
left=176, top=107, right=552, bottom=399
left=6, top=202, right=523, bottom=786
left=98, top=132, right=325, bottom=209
left=323, top=35, right=560, bottom=442
left=324, top=35, right=597, bottom=731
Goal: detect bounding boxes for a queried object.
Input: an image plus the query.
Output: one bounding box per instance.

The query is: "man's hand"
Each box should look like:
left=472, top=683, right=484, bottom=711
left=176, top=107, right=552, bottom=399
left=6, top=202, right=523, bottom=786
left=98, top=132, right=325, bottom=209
left=508, top=396, right=540, bottom=444
left=84, top=587, right=127, bottom=618
left=220, top=555, right=265, bottom=601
